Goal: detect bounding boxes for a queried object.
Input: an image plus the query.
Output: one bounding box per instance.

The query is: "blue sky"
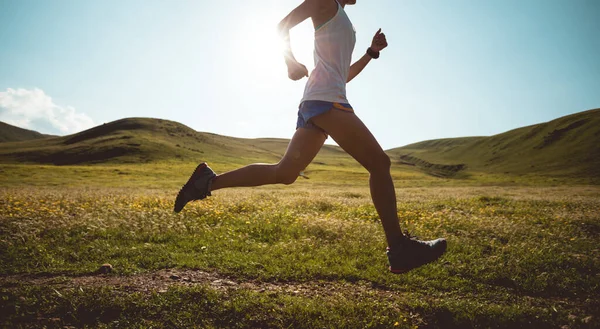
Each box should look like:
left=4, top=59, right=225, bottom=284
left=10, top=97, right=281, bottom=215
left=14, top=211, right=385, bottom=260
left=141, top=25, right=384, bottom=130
left=1, top=0, right=598, bottom=149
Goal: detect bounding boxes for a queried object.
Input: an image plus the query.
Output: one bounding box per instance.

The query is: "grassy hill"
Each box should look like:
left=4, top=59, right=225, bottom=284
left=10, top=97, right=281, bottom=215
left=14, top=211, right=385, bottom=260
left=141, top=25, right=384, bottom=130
left=1, top=109, right=598, bottom=183
left=0, top=121, right=53, bottom=143
left=0, top=118, right=355, bottom=167
left=388, top=108, right=600, bottom=179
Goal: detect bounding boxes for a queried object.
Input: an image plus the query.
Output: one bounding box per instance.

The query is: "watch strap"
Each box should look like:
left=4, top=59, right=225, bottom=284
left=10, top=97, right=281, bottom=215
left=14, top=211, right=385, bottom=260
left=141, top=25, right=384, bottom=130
left=367, top=47, right=380, bottom=59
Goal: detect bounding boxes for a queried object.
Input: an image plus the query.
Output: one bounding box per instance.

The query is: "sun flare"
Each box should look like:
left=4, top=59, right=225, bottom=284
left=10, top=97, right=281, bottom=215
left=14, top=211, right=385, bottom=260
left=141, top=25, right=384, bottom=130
left=232, top=15, right=315, bottom=81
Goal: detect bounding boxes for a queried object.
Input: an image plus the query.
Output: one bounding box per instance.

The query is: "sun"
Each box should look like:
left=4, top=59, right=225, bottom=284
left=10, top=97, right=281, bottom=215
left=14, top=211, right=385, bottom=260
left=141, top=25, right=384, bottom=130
left=232, top=14, right=315, bottom=82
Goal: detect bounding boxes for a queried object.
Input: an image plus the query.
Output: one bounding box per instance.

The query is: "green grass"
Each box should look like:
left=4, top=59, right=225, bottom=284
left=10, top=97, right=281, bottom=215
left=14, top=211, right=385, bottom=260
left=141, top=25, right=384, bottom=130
left=0, top=161, right=590, bottom=191
left=1, top=173, right=599, bottom=328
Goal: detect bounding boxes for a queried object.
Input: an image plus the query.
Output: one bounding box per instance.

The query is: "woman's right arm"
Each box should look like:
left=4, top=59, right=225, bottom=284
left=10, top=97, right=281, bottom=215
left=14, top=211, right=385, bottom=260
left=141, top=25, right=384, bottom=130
left=277, top=0, right=318, bottom=81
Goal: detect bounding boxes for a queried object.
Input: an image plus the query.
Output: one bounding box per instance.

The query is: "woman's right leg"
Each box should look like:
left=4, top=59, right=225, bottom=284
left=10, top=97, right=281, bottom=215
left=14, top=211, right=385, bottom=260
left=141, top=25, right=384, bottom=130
left=210, top=127, right=327, bottom=191
left=309, top=109, right=405, bottom=247
left=310, top=108, right=446, bottom=273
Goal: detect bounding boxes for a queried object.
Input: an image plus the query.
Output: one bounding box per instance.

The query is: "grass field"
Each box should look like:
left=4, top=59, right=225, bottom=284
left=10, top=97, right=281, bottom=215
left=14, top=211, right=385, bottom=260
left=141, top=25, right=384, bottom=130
left=1, top=162, right=599, bottom=328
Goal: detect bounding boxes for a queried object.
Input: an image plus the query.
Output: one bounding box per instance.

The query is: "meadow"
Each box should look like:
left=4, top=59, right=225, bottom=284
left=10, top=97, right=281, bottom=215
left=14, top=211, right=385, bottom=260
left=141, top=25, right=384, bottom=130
left=1, top=163, right=599, bottom=328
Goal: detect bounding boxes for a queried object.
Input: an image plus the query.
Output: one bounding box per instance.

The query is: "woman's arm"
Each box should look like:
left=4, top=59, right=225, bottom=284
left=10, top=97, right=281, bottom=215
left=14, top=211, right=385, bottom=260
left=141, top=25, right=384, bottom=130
left=277, top=0, right=320, bottom=81
left=347, top=53, right=372, bottom=83
left=347, top=29, right=388, bottom=83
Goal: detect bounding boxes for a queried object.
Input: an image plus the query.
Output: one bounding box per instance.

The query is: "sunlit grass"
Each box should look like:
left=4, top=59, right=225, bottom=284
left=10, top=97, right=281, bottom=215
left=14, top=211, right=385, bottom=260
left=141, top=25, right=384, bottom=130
left=1, top=184, right=599, bottom=328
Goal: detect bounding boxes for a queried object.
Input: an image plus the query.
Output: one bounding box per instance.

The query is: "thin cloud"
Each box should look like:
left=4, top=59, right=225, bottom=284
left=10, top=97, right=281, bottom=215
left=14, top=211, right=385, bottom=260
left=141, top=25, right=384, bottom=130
left=0, top=88, right=94, bottom=135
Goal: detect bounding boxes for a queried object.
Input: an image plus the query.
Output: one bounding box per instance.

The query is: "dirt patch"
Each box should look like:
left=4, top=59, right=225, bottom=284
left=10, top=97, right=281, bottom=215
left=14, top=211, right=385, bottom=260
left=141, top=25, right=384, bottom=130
left=0, top=268, right=591, bottom=314
left=0, top=269, right=388, bottom=300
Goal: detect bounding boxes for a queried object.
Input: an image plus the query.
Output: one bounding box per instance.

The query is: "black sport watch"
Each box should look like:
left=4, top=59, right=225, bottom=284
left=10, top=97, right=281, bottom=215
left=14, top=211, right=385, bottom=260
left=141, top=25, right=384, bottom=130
left=367, top=47, right=380, bottom=59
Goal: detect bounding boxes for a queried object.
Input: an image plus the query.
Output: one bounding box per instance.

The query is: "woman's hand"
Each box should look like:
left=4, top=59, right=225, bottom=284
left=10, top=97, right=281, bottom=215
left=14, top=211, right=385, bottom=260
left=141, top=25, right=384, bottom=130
left=370, top=28, right=388, bottom=52
left=287, top=60, right=309, bottom=81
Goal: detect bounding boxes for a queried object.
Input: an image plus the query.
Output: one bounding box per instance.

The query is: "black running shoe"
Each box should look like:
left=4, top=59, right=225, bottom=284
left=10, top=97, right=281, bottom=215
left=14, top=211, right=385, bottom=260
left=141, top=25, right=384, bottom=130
left=386, top=233, right=447, bottom=274
left=174, top=163, right=216, bottom=213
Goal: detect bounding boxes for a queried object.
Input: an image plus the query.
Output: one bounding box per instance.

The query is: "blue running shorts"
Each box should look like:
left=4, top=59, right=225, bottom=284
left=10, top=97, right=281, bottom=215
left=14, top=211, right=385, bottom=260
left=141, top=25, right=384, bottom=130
left=296, top=100, right=354, bottom=134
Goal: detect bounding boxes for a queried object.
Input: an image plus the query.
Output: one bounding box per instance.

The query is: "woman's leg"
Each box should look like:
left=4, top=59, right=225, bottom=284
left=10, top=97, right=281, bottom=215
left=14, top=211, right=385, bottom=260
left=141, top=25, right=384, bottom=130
left=310, top=109, right=404, bottom=248
left=211, top=127, right=327, bottom=191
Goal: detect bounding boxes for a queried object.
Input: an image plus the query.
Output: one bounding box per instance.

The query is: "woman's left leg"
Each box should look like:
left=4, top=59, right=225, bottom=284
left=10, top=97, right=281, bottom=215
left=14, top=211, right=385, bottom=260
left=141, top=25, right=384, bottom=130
left=174, top=127, right=325, bottom=213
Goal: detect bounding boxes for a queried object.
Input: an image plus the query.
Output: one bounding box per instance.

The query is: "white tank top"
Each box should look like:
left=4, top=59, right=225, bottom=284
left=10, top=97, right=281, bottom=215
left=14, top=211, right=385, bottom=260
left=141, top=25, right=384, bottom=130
left=300, top=1, right=356, bottom=104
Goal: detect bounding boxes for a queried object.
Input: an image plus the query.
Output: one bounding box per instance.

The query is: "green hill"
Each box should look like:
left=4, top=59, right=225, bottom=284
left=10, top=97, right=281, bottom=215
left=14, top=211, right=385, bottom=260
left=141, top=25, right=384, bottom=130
left=0, top=121, right=53, bottom=143
left=387, top=108, right=600, bottom=179
left=1, top=109, right=598, bottom=182
left=0, top=118, right=354, bottom=167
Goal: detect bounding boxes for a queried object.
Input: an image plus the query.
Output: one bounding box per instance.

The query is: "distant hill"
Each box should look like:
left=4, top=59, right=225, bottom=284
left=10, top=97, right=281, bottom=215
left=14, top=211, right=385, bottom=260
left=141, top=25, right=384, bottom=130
left=387, top=108, right=600, bottom=179
left=0, top=121, right=53, bottom=143
left=0, top=118, right=352, bottom=166
left=1, top=109, right=598, bottom=181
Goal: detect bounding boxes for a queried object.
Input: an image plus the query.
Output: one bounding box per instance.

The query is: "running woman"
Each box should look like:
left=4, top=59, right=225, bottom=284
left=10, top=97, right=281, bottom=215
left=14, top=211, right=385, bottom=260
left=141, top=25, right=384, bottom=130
left=175, top=0, right=447, bottom=273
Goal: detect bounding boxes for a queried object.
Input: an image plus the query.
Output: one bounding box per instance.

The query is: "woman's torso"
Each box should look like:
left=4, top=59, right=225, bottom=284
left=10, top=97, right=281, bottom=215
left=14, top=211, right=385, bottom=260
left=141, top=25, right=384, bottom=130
left=301, top=1, right=356, bottom=104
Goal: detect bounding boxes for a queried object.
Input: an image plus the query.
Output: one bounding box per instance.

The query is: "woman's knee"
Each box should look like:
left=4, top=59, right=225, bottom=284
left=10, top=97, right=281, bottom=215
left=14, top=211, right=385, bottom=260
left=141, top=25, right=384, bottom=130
left=366, top=152, right=391, bottom=173
left=274, top=165, right=299, bottom=185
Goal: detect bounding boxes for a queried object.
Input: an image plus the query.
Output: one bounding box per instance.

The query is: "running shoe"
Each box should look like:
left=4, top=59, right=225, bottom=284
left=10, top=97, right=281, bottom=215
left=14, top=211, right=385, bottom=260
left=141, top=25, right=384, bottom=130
left=386, top=233, right=447, bottom=274
left=174, top=163, right=216, bottom=213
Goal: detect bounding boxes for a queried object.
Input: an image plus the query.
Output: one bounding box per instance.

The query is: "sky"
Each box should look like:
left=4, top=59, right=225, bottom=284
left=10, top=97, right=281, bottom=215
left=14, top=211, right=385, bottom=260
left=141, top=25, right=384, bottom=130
left=1, top=0, right=599, bottom=150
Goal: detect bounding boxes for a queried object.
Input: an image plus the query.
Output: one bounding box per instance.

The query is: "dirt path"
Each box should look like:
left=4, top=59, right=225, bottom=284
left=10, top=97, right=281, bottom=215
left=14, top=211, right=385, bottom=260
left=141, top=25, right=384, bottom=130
left=0, top=268, right=395, bottom=300
left=0, top=268, right=591, bottom=314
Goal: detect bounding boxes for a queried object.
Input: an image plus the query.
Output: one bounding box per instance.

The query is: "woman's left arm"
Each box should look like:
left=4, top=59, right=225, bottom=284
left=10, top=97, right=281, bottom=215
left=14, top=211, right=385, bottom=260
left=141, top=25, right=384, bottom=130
left=347, top=29, right=388, bottom=83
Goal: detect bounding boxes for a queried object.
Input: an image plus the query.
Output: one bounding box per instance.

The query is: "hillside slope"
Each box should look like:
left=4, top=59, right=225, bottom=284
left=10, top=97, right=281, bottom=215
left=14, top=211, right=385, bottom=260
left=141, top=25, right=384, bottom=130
left=0, top=121, right=53, bottom=143
left=388, top=108, right=600, bottom=178
left=2, top=109, right=598, bottom=180
left=0, top=118, right=354, bottom=166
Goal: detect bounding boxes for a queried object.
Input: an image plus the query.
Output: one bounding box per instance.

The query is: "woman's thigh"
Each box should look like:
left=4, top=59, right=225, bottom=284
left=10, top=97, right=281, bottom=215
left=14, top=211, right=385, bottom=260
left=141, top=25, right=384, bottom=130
left=277, top=127, right=327, bottom=174
left=310, top=109, right=390, bottom=172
